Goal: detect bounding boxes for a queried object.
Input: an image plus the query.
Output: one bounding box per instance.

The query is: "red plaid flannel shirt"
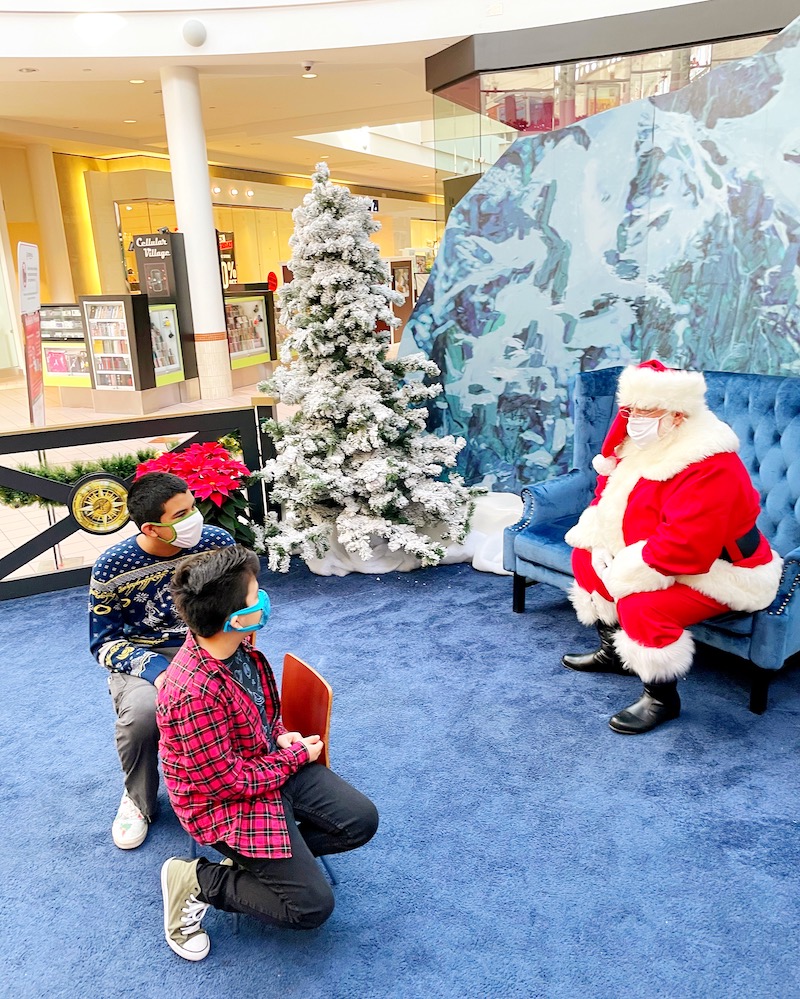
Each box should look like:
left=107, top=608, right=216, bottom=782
left=156, top=632, right=309, bottom=858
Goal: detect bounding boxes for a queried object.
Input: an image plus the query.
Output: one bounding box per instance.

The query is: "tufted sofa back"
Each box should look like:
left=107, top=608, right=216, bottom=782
left=704, top=370, right=800, bottom=557
left=572, top=367, right=800, bottom=558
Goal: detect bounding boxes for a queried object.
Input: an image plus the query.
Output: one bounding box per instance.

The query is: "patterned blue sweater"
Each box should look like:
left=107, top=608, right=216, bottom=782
left=88, top=526, right=234, bottom=683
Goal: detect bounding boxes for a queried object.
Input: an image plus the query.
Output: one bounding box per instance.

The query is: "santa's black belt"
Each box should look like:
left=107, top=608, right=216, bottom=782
left=720, top=525, right=761, bottom=563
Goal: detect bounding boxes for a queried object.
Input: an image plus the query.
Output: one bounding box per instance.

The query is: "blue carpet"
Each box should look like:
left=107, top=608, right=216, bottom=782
left=2, top=562, right=799, bottom=999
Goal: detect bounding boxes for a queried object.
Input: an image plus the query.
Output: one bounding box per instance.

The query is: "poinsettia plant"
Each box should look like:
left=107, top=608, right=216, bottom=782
left=135, top=441, right=256, bottom=546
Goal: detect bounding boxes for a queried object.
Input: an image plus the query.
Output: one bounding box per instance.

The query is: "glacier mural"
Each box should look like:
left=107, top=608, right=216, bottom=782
left=402, top=18, right=800, bottom=493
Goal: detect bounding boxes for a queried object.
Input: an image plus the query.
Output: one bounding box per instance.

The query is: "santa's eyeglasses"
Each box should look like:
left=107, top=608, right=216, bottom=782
left=618, top=406, right=669, bottom=419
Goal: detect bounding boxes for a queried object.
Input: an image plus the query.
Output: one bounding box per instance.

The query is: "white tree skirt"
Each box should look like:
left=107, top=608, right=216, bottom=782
left=304, top=492, right=523, bottom=577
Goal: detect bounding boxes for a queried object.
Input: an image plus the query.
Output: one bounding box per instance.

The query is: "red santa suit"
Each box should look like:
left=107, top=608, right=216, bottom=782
left=565, top=363, right=783, bottom=684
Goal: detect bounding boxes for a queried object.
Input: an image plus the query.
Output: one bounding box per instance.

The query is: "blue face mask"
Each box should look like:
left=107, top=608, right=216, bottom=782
left=223, top=589, right=271, bottom=633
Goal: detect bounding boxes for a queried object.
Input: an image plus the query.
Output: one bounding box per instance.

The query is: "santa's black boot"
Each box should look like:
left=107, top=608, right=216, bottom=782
left=562, top=622, right=629, bottom=675
left=608, top=681, right=681, bottom=734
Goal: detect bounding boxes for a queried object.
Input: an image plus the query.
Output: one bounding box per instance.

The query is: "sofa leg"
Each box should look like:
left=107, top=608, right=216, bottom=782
left=513, top=573, right=529, bottom=613
left=749, top=667, right=771, bottom=715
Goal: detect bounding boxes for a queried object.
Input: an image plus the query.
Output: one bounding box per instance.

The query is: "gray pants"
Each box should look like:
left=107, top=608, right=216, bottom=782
left=108, top=673, right=160, bottom=821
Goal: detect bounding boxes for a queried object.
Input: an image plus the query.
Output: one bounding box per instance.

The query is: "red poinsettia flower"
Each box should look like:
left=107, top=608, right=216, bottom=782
left=134, top=442, right=251, bottom=506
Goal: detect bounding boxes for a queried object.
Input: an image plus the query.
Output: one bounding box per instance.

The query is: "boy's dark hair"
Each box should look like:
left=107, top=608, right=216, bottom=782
left=171, top=545, right=260, bottom=637
left=127, top=472, right=190, bottom=528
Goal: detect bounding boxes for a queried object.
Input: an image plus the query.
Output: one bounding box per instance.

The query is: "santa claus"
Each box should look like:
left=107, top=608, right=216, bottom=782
left=563, top=359, right=783, bottom=734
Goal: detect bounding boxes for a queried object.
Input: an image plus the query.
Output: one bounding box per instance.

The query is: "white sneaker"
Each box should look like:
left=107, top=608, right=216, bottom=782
left=161, top=858, right=211, bottom=961
left=111, top=791, right=148, bottom=850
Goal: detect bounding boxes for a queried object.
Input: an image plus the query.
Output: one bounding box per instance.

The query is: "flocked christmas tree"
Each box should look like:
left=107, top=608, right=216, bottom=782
left=253, top=163, right=473, bottom=572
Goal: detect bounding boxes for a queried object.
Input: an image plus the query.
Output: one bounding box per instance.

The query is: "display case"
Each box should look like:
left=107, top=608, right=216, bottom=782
left=224, top=293, right=273, bottom=370
left=40, top=304, right=91, bottom=388
left=80, top=294, right=155, bottom=393
left=149, top=303, right=184, bottom=387
left=133, top=232, right=198, bottom=386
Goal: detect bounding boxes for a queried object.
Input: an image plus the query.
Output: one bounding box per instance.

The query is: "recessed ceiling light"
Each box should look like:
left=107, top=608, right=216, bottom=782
left=230, top=188, right=238, bottom=196
left=125, top=205, right=133, bottom=211
left=246, top=190, right=254, bottom=197
left=303, top=71, right=317, bottom=79
left=319, top=155, right=329, bottom=160
left=129, top=79, right=145, bottom=84
left=123, top=119, right=137, bottom=123
left=18, top=67, right=38, bottom=73
left=212, top=186, right=221, bottom=194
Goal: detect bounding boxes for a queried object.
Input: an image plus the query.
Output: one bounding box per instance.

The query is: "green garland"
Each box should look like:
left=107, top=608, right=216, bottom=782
left=0, top=449, right=158, bottom=509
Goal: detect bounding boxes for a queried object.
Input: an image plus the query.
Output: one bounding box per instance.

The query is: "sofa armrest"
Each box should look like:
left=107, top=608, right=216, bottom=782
left=503, top=469, right=596, bottom=572
left=518, top=469, right=596, bottom=529
left=750, top=548, right=800, bottom=669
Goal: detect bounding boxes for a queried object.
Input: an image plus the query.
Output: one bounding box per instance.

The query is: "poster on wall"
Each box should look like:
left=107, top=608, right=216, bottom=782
left=149, top=303, right=184, bottom=386
left=390, top=260, right=414, bottom=341
left=224, top=294, right=271, bottom=369
left=17, top=241, right=44, bottom=427
left=218, top=231, right=237, bottom=290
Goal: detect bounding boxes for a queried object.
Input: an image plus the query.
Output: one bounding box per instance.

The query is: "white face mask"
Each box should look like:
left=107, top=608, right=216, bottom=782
left=159, top=508, right=204, bottom=549
left=627, top=415, right=662, bottom=449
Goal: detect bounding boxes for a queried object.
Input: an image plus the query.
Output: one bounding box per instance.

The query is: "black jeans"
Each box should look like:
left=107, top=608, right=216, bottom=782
left=196, top=763, right=378, bottom=929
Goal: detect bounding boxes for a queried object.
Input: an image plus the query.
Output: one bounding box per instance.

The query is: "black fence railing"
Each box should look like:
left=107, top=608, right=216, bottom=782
left=0, top=405, right=275, bottom=601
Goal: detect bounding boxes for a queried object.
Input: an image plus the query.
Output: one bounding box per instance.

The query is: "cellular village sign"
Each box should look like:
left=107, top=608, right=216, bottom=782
left=134, top=234, right=171, bottom=260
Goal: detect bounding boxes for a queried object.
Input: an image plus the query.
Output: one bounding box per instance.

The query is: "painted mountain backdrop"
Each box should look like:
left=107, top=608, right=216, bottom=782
left=402, top=18, right=800, bottom=492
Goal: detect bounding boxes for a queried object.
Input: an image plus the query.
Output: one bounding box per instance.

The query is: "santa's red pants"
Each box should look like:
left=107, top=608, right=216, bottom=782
left=572, top=547, right=728, bottom=648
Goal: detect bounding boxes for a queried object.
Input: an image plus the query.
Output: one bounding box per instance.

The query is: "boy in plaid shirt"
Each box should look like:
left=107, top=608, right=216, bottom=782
left=156, top=545, right=378, bottom=961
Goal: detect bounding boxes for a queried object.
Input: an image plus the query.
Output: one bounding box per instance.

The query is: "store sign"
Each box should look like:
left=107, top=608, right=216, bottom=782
left=18, top=241, right=40, bottom=314
left=134, top=234, right=174, bottom=298
left=17, top=242, right=44, bottom=426
left=218, top=231, right=237, bottom=290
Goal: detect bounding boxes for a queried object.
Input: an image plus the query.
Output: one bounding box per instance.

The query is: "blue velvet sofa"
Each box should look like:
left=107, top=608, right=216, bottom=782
left=503, top=366, right=800, bottom=713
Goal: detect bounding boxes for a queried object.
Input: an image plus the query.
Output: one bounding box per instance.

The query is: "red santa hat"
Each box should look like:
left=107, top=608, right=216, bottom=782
left=591, top=358, right=708, bottom=475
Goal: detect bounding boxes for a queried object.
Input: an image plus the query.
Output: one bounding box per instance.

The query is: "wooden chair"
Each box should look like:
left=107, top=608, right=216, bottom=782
left=280, top=652, right=332, bottom=768
left=280, top=653, right=337, bottom=884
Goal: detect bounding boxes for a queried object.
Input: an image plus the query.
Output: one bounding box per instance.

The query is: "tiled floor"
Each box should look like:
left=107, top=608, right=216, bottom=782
left=0, top=374, right=279, bottom=580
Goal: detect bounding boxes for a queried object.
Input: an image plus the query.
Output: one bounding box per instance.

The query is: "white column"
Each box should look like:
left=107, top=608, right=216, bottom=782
left=26, top=144, right=75, bottom=304
left=160, top=65, right=232, bottom=399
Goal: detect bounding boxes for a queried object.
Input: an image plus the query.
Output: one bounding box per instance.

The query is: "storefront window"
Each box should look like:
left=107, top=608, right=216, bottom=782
left=433, top=32, right=774, bottom=226
left=117, top=200, right=295, bottom=292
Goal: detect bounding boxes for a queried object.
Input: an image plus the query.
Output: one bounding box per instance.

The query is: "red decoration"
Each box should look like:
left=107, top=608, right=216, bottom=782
left=135, top=442, right=251, bottom=508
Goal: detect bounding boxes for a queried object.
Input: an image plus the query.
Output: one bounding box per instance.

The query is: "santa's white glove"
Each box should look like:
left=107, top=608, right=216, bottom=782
left=590, top=547, right=613, bottom=579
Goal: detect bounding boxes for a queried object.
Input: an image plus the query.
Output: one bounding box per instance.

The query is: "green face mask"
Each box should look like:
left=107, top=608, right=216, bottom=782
left=145, top=508, right=204, bottom=548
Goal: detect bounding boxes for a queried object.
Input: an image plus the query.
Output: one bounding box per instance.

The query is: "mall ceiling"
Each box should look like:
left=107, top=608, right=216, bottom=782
left=0, top=39, right=461, bottom=196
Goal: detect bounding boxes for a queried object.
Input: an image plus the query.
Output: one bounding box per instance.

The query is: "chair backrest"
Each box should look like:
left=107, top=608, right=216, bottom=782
left=280, top=653, right=332, bottom=768
left=574, top=366, right=800, bottom=557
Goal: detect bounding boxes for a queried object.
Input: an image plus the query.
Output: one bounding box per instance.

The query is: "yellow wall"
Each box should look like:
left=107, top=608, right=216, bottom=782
left=53, top=153, right=104, bottom=297
left=0, top=145, right=51, bottom=301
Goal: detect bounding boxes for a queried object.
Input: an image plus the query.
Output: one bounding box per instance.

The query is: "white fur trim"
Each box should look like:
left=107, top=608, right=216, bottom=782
left=618, top=365, right=707, bottom=416
left=564, top=507, right=599, bottom=549
left=591, top=591, right=618, bottom=625
left=567, top=583, right=619, bottom=626
left=675, top=549, right=783, bottom=612
left=568, top=582, right=600, bottom=626
left=592, top=454, right=618, bottom=476
left=604, top=540, right=675, bottom=600
left=614, top=629, right=695, bottom=683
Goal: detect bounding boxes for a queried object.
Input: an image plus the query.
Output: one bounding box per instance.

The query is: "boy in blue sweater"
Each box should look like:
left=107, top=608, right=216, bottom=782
left=89, top=472, right=234, bottom=849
